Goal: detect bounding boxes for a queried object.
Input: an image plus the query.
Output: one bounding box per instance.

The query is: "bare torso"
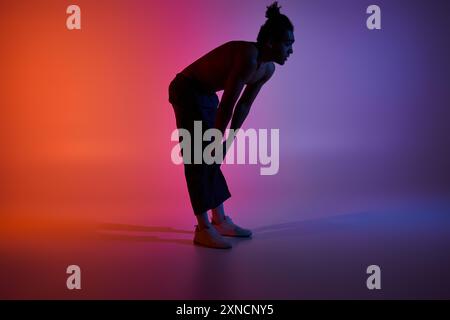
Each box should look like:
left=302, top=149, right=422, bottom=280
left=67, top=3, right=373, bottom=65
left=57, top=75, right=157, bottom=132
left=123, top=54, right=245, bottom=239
left=181, top=41, right=273, bottom=92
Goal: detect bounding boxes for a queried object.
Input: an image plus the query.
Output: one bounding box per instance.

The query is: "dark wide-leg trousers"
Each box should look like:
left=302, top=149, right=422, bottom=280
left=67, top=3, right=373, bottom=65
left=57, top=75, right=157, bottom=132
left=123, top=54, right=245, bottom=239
left=168, top=73, right=231, bottom=216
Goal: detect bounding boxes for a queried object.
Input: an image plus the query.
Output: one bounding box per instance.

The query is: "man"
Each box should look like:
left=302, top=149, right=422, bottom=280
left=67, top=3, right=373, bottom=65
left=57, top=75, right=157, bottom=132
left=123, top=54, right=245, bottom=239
left=168, top=2, right=294, bottom=249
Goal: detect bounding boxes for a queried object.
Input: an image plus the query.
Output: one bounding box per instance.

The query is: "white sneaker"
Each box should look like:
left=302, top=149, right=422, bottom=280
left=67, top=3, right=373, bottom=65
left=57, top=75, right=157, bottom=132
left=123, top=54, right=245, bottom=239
left=212, top=216, right=252, bottom=238
left=193, top=225, right=232, bottom=249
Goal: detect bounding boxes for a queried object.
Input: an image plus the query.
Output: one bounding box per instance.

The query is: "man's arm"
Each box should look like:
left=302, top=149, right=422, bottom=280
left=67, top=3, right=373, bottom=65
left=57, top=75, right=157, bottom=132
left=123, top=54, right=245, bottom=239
left=230, top=63, right=275, bottom=132
left=214, top=55, right=257, bottom=135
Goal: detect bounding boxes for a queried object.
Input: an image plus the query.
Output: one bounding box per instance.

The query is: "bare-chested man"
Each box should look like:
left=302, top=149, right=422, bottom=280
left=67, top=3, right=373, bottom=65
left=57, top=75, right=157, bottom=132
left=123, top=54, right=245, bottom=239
left=168, top=2, right=294, bottom=249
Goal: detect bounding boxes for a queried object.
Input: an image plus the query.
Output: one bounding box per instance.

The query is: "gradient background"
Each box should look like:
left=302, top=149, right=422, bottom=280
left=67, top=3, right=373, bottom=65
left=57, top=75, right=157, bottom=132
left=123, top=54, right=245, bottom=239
left=1, top=0, right=449, bottom=299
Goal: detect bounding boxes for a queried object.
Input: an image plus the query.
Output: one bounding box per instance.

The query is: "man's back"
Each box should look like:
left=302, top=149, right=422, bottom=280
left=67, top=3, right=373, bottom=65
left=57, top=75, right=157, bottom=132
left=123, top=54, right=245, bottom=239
left=182, top=41, right=273, bottom=93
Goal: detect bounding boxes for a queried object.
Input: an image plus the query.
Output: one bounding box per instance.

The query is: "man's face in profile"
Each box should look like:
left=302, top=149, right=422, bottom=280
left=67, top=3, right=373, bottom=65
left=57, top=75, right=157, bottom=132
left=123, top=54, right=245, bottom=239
left=271, top=29, right=295, bottom=65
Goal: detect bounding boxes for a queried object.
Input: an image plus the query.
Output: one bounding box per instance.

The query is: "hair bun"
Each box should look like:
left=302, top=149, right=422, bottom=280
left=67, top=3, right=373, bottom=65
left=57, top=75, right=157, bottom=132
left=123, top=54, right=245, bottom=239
left=265, top=2, right=281, bottom=20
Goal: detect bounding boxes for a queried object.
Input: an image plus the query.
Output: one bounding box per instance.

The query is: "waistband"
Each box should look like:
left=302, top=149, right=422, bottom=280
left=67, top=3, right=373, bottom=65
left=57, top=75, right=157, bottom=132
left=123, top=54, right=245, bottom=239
left=175, top=73, right=215, bottom=95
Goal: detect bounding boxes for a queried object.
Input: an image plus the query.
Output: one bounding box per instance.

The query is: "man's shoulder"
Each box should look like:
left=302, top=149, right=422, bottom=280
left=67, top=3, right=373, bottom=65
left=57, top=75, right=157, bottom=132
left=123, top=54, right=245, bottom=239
left=226, top=41, right=259, bottom=60
left=242, top=41, right=259, bottom=60
left=266, top=62, right=276, bottom=77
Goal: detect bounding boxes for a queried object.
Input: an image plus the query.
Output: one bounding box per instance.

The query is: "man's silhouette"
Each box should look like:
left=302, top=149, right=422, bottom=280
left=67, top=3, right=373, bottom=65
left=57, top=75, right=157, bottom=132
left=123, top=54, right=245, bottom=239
left=168, top=2, right=294, bottom=249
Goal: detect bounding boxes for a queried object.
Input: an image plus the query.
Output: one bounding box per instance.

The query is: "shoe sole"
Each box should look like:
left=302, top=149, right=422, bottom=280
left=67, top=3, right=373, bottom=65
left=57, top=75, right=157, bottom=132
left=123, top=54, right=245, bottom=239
left=219, top=233, right=253, bottom=238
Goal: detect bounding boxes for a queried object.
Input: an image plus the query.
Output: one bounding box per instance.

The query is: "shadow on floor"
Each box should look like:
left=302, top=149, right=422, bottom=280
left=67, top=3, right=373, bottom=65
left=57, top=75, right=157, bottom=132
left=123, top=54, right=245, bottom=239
left=94, top=222, right=193, bottom=246
left=96, top=222, right=192, bottom=234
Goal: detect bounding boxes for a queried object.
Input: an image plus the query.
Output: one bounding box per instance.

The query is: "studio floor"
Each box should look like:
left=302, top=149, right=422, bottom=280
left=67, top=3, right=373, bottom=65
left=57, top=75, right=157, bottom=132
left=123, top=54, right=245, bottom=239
left=1, top=196, right=449, bottom=299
